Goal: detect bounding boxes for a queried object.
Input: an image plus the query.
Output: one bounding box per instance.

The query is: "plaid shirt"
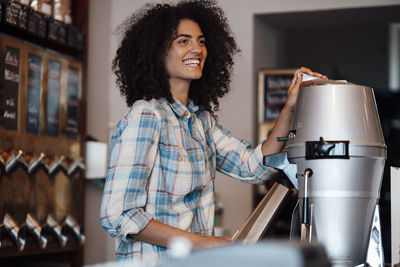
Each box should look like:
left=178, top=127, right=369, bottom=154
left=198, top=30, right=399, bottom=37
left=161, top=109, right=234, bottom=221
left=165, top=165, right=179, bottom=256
left=100, top=97, right=275, bottom=262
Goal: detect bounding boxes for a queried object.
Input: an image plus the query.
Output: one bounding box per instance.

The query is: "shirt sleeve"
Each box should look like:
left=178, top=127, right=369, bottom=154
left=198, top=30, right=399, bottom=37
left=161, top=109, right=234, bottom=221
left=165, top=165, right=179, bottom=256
left=100, top=104, right=160, bottom=242
left=211, top=117, right=277, bottom=185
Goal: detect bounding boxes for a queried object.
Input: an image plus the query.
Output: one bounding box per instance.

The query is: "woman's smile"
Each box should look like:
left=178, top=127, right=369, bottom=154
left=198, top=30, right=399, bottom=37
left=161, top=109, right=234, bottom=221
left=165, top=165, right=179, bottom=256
left=183, top=58, right=201, bottom=67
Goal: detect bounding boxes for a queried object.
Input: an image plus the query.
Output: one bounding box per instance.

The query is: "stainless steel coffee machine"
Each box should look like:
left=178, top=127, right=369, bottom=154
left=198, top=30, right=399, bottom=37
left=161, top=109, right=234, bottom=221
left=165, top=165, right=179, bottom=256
left=286, top=79, right=386, bottom=267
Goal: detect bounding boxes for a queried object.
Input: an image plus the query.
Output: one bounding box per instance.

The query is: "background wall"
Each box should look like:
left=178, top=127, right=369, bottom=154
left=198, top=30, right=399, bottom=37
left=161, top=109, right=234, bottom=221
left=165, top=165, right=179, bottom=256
left=85, top=0, right=400, bottom=264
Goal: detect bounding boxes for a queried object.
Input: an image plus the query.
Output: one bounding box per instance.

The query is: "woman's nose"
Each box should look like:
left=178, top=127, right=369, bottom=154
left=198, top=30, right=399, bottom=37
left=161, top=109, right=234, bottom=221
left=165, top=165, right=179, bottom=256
left=189, top=41, right=201, bottom=54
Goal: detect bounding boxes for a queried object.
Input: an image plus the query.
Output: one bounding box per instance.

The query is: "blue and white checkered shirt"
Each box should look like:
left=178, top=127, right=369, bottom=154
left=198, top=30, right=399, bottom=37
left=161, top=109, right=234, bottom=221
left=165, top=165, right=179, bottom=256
left=100, top=97, right=275, bottom=262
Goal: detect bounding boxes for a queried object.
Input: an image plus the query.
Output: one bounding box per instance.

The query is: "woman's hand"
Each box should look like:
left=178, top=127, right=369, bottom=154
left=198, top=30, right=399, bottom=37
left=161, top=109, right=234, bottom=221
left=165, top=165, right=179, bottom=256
left=193, top=235, right=232, bottom=250
left=285, top=67, right=327, bottom=110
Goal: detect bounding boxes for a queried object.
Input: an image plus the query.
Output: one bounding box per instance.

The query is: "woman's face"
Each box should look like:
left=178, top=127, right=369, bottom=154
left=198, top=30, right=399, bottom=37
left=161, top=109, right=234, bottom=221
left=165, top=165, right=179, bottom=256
left=165, top=19, right=207, bottom=84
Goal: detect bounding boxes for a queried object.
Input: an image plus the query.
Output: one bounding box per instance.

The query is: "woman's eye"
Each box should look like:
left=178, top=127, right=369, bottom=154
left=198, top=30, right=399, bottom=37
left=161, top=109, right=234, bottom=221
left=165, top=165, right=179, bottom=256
left=178, top=39, right=188, bottom=44
left=199, top=39, right=206, bottom=45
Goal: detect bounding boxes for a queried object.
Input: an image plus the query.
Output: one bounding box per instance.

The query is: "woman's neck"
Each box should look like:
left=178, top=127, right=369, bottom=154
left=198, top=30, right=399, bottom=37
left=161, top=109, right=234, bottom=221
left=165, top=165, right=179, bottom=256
left=169, top=79, right=190, bottom=106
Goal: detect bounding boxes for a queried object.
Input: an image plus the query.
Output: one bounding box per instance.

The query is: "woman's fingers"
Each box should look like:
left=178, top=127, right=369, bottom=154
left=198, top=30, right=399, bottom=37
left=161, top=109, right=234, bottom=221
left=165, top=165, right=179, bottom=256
left=294, top=71, right=302, bottom=87
left=285, top=72, right=302, bottom=109
left=289, top=71, right=303, bottom=89
left=298, top=66, right=327, bottom=79
left=288, top=71, right=302, bottom=91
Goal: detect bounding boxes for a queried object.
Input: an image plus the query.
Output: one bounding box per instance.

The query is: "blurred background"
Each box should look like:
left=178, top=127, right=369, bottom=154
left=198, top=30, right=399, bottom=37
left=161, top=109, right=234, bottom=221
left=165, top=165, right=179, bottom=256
left=87, top=0, right=400, bottom=264
left=0, top=0, right=399, bottom=266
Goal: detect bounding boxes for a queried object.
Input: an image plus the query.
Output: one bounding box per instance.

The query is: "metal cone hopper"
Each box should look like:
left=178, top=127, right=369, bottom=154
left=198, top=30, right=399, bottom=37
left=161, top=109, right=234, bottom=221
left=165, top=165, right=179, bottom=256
left=286, top=79, right=387, bottom=267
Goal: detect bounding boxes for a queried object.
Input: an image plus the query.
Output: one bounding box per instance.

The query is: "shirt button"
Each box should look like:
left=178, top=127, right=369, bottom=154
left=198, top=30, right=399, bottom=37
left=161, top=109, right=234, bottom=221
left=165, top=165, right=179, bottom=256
left=186, top=132, right=191, bottom=137
left=183, top=111, right=189, bottom=117
left=178, top=156, right=183, bottom=161
left=197, top=156, right=202, bottom=161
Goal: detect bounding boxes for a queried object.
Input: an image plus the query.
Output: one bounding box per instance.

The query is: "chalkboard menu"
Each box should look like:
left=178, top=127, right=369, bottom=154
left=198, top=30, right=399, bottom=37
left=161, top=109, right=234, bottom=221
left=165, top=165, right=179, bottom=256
left=264, top=74, right=292, bottom=121
left=2, top=46, right=20, bottom=131
left=47, top=60, right=61, bottom=136
left=66, top=67, right=79, bottom=139
left=26, top=53, right=42, bottom=134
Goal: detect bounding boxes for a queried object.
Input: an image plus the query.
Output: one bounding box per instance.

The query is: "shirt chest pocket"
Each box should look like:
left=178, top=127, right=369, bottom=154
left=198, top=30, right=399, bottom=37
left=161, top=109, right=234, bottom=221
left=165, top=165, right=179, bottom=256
left=159, top=144, right=192, bottom=196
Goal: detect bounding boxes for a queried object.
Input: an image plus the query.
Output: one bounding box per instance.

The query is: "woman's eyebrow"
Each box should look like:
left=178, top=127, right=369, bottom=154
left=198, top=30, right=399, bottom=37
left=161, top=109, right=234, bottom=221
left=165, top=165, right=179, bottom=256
left=174, top=34, right=205, bottom=39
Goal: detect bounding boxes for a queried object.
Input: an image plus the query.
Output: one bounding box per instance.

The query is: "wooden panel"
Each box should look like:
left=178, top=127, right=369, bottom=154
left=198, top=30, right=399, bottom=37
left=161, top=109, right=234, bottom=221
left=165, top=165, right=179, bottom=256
left=233, top=182, right=291, bottom=243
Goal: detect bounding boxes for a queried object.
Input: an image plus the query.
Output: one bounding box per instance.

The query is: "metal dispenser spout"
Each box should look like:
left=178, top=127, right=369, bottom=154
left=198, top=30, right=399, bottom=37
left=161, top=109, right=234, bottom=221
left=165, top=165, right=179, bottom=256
left=26, top=213, right=47, bottom=249
left=3, top=213, right=26, bottom=251
left=67, top=159, right=85, bottom=178
left=28, top=153, right=47, bottom=175
left=48, top=156, right=68, bottom=177
left=5, top=150, right=27, bottom=174
left=46, top=214, right=67, bottom=247
left=64, top=214, right=85, bottom=246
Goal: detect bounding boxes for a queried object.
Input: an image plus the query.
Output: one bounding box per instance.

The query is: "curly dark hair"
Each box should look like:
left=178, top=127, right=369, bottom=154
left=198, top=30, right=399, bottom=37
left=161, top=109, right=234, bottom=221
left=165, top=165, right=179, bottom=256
left=113, top=0, right=240, bottom=116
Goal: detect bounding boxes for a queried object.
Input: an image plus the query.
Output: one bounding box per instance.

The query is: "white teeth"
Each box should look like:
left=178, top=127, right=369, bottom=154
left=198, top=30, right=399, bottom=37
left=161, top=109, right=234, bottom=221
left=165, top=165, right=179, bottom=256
left=183, top=59, right=200, bottom=66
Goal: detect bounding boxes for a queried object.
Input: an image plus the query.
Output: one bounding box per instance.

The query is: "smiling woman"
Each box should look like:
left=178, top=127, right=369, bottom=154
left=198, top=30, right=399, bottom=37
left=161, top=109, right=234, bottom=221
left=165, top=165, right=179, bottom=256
left=100, top=0, right=324, bottom=264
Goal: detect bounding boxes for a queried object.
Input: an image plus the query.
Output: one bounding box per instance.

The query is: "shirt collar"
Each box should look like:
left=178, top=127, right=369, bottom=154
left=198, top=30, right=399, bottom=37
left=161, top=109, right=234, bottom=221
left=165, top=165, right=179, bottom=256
left=161, top=96, right=199, bottom=118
